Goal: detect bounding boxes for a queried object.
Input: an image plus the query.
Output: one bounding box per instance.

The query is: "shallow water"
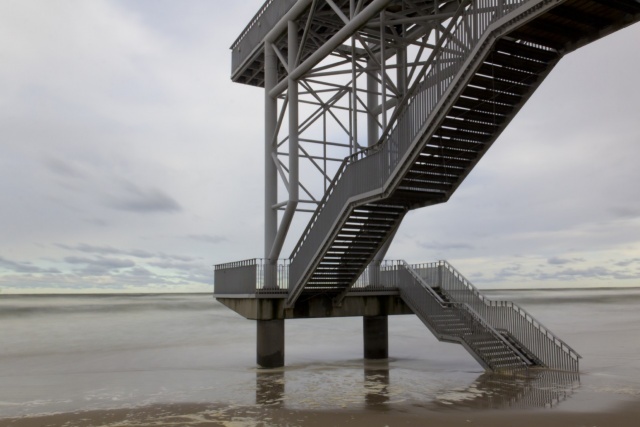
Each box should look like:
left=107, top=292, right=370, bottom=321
left=0, top=290, right=639, bottom=420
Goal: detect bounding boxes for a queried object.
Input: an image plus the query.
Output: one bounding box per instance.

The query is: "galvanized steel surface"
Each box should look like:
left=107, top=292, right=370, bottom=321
left=288, top=0, right=544, bottom=300
left=231, top=0, right=298, bottom=74
left=413, top=261, right=581, bottom=371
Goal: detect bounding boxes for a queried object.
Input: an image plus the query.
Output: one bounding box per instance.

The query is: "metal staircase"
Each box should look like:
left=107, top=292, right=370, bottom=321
left=414, top=260, right=581, bottom=370
left=286, top=0, right=640, bottom=308
left=217, top=0, right=639, bottom=371
left=398, top=262, right=535, bottom=371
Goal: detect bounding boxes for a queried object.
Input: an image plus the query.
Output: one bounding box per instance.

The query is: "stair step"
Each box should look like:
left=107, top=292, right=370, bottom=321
left=435, top=127, right=492, bottom=144
left=447, top=106, right=507, bottom=124
left=494, top=38, right=558, bottom=63
left=453, top=96, right=515, bottom=116
left=416, top=153, right=472, bottom=168
left=477, top=62, right=537, bottom=84
left=469, top=74, right=530, bottom=96
left=429, top=135, right=486, bottom=151
left=486, top=50, right=550, bottom=74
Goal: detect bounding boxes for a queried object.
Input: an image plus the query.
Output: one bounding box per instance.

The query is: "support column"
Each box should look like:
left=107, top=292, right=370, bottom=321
left=366, top=56, right=379, bottom=147
left=257, top=319, right=285, bottom=368
left=287, top=20, right=299, bottom=209
left=267, top=20, right=299, bottom=262
left=363, top=315, right=388, bottom=359
left=264, top=41, right=278, bottom=286
left=366, top=56, right=381, bottom=285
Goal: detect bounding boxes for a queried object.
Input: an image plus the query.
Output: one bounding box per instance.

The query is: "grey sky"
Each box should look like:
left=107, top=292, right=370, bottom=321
left=1, top=1, right=639, bottom=293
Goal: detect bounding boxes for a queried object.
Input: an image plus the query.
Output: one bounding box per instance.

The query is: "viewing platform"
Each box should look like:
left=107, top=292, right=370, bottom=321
left=218, top=0, right=639, bottom=372
left=215, top=260, right=581, bottom=372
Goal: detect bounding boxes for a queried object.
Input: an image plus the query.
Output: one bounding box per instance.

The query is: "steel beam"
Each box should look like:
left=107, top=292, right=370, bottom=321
left=264, top=41, right=278, bottom=284
left=269, top=0, right=393, bottom=98
left=268, top=20, right=300, bottom=262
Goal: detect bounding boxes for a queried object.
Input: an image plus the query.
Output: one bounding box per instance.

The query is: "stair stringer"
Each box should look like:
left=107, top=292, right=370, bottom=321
left=397, top=263, right=532, bottom=372
left=418, top=261, right=581, bottom=371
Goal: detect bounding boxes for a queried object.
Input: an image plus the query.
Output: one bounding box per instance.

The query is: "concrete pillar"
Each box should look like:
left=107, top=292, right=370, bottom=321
left=363, top=315, right=388, bottom=359
left=257, top=319, right=285, bottom=368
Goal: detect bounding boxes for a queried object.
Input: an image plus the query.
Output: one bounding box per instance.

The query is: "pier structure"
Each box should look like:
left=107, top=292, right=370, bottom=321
left=216, top=0, right=640, bottom=371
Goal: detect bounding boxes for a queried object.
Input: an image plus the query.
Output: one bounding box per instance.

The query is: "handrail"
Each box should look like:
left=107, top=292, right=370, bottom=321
left=411, top=260, right=581, bottom=370
left=231, top=0, right=276, bottom=49
left=439, top=260, right=582, bottom=360
left=214, top=258, right=258, bottom=270
left=400, top=261, right=530, bottom=368
left=214, top=258, right=290, bottom=293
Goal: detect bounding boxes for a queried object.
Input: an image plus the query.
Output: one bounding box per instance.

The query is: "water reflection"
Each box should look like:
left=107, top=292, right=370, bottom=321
left=429, top=369, right=580, bottom=410
left=364, top=360, right=390, bottom=406
left=256, top=370, right=285, bottom=406
left=254, top=364, right=579, bottom=410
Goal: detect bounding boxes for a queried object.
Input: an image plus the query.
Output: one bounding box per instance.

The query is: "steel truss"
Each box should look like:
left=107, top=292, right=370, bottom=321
left=262, top=0, right=463, bottom=265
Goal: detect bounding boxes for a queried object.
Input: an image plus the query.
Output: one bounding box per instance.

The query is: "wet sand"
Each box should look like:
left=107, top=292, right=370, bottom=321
left=2, top=400, right=640, bottom=427
left=1, top=291, right=639, bottom=426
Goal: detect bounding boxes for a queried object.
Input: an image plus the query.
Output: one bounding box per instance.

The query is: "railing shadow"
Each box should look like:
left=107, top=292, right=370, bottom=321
left=432, top=369, right=580, bottom=410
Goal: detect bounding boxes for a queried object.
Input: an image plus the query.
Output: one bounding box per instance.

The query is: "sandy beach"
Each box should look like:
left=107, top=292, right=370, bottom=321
left=3, top=400, right=640, bottom=427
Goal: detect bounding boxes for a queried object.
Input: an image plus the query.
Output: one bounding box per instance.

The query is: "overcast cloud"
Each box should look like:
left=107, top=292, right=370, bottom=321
left=1, top=1, right=639, bottom=293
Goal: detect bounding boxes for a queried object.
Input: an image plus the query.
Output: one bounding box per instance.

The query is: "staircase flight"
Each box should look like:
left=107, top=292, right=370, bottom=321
left=287, top=0, right=640, bottom=308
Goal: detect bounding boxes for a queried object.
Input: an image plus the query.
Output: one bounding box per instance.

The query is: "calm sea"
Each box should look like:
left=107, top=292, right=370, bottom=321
left=1, top=289, right=639, bottom=420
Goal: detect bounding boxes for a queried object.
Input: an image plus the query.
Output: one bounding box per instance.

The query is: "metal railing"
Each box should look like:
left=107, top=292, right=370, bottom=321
left=412, top=261, right=581, bottom=371
left=397, top=261, right=529, bottom=371
left=349, top=260, right=401, bottom=291
left=214, top=259, right=289, bottom=295
left=288, top=0, right=546, bottom=295
left=231, top=0, right=299, bottom=75
left=215, top=258, right=405, bottom=295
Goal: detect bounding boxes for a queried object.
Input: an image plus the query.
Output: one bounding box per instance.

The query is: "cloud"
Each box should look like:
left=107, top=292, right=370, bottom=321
left=615, top=258, right=640, bottom=267
left=58, top=243, right=153, bottom=258
left=43, top=157, right=86, bottom=179
left=419, top=241, right=475, bottom=251
left=533, top=266, right=640, bottom=281
left=548, top=256, right=584, bottom=265
left=186, top=234, right=227, bottom=244
left=611, top=206, right=640, bottom=219
left=0, top=256, right=60, bottom=274
left=57, top=243, right=198, bottom=262
left=64, top=256, right=135, bottom=269
left=106, top=181, right=181, bottom=213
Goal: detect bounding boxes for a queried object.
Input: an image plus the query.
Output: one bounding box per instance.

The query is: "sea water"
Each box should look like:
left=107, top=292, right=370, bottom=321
left=0, top=289, right=639, bottom=419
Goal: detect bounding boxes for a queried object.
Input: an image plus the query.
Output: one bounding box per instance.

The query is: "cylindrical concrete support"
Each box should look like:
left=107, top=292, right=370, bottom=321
left=363, top=315, right=388, bottom=359
left=257, top=319, right=285, bottom=368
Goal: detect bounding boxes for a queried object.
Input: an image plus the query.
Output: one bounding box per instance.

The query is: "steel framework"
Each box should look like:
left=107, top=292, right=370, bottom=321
left=244, top=0, right=465, bottom=267
left=218, top=0, right=640, bottom=371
